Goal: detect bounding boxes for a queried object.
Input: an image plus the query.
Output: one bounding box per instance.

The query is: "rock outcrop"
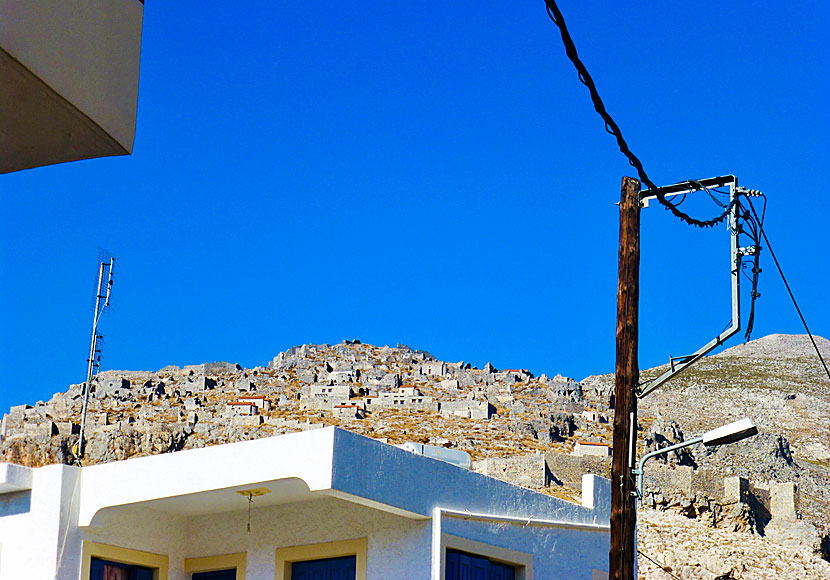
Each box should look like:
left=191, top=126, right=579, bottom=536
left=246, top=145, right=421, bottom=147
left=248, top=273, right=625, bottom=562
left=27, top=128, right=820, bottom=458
left=2, top=334, right=828, bottom=575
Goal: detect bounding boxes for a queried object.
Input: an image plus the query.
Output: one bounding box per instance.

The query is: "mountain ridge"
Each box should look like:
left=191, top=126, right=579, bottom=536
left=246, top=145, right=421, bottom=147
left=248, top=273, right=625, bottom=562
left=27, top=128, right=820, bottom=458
left=2, top=333, right=828, bottom=578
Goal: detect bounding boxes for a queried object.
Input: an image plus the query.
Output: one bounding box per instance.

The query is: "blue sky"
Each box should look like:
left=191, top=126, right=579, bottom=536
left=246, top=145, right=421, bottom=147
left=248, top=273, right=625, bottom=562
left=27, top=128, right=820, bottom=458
left=2, top=1, right=828, bottom=412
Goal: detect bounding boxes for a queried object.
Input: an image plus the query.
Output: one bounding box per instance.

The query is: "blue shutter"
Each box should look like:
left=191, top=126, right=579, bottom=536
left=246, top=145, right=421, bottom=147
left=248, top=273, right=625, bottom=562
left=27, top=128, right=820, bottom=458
left=192, top=570, right=236, bottom=580
left=292, top=556, right=356, bottom=580
left=134, top=567, right=154, bottom=580
left=488, top=562, right=515, bottom=580
left=470, top=556, right=487, bottom=580
left=459, top=552, right=472, bottom=580
left=327, top=555, right=356, bottom=580
left=445, top=550, right=516, bottom=580
left=445, top=551, right=460, bottom=580
left=90, top=558, right=104, bottom=580
left=292, top=559, right=325, bottom=580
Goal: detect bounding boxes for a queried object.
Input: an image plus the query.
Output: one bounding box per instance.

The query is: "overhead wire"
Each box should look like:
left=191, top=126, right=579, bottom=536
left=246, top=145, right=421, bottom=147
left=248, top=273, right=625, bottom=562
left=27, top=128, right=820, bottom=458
left=543, top=0, right=738, bottom=228
left=668, top=192, right=687, bottom=207
left=543, top=0, right=827, bottom=377
left=737, top=194, right=764, bottom=341
left=637, top=550, right=683, bottom=580
left=745, top=196, right=830, bottom=382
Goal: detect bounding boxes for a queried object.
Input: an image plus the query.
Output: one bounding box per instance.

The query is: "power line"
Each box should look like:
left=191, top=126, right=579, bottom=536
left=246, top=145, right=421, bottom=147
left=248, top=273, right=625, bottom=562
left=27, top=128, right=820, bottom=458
left=746, top=197, right=830, bottom=382
left=542, top=0, right=820, bottom=358
left=736, top=193, right=765, bottom=341
left=637, top=550, right=683, bottom=580
left=542, top=1, right=737, bottom=228
left=542, top=0, right=826, bottom=371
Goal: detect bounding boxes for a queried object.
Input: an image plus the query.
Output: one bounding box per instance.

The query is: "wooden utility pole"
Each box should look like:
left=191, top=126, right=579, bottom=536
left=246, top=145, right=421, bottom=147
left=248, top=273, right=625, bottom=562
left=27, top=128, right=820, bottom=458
left=610, top=176, right=641, bottom=580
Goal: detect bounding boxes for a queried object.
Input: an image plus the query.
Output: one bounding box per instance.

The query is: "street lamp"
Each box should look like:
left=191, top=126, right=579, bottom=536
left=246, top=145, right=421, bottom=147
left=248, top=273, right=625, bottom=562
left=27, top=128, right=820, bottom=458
left=632, top=418, right=758, bottom=501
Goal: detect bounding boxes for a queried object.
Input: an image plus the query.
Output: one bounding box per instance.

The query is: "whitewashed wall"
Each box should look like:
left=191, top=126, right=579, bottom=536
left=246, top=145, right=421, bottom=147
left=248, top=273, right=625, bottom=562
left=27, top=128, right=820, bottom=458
left=440, top=516, right=608, bottom=580
left=183, top=497, right=432, bottom=580
left=0, top=464, right=79, bottom=580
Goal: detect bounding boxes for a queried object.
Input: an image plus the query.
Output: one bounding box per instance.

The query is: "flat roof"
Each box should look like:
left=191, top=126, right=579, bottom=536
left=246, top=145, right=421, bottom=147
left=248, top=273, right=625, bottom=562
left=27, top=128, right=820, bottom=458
left=51, top=428, right=612, bottom=528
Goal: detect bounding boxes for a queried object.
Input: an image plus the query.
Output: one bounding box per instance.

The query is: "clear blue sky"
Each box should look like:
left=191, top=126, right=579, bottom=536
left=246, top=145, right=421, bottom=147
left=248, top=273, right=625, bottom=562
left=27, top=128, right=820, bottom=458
left=2, top=1, right=828, bottom=412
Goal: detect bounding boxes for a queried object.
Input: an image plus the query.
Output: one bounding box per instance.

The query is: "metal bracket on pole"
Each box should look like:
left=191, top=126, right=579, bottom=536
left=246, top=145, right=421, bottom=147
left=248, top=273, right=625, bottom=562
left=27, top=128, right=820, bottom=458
left=636, top=175, right=741, bottom=398
left=632, top=436, right=704, bottom=501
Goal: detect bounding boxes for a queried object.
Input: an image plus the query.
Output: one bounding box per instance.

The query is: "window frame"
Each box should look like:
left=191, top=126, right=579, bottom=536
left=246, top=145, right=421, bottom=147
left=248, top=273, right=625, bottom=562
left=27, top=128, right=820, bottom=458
left=81, top=541, right=168, bottom=580
left=184, top=552, right=247, bottom=580
left=441, top=534, right=532, bottom=580
left=274, top=538, right=367, bottom=580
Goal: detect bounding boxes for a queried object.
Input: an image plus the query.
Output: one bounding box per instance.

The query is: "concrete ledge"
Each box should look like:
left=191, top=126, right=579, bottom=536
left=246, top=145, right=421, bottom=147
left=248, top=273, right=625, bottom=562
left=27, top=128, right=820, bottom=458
left=0, top=463, right=33, bottom=493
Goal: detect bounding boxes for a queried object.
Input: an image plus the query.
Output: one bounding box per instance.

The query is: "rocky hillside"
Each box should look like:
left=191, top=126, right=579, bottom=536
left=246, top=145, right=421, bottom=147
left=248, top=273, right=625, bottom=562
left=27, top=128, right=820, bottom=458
left=638, top=508, right=830, bottom=580
left=1, top=341, right=602, bottom=470
left=583, top=334, right=830, bottom=531
left=2, top=334, right=829, bottom=578
left=583, top=334, right=830, bottom=578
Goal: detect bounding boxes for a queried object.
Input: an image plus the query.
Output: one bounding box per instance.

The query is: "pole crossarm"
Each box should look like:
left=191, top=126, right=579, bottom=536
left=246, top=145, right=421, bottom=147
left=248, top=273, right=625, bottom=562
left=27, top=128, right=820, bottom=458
left=639, top=175, right=737, bottom=204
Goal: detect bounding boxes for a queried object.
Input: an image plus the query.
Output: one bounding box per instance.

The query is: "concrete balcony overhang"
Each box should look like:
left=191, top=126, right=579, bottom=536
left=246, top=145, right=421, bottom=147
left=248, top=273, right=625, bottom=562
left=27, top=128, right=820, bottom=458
left=0, top=0, right=143, bottom=173
left=77, top=427, right=610, bottom=529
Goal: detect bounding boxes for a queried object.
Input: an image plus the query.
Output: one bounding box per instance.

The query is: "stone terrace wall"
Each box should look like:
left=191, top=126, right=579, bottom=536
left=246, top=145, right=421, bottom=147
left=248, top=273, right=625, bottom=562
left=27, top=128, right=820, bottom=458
left=544, top=452, right=610, bottom=487
left=472, top=454, right=550, bottom=489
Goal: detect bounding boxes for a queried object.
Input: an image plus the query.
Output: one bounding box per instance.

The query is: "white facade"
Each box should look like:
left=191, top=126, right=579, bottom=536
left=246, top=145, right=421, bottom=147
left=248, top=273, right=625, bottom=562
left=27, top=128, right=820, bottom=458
left=420, top=362, right=446, bottom=376
left=574, top=442, right=612, bottom=458
left=0, top=427, right=611, bottom=579
left=582, top=409, right=600, bottom=423
left=237, top=396, right=272, bottom=411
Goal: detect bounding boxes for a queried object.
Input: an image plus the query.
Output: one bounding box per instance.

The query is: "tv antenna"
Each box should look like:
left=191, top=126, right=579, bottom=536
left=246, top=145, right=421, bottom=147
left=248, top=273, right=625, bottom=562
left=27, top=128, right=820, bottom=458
left=77, top=250, right=115, bottom=459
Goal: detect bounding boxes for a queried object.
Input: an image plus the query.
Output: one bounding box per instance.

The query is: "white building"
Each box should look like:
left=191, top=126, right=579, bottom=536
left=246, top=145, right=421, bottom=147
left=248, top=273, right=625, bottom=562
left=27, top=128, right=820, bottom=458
left=226, top=401, right=258, bottom=416
left=0, top=427, right=611, bottom=579
left=305, top=384, right=354, bottom=400
left=368, top=386, right=438, bottom=411
left=237, top=396, right=272, bottom=412
left=420, top=362, right=446, bottom=377
left=574, top=441, right=612, bottom=458
left=581, top=409, right=600, bottom=423
left=439, top=400, right=496, bottom=420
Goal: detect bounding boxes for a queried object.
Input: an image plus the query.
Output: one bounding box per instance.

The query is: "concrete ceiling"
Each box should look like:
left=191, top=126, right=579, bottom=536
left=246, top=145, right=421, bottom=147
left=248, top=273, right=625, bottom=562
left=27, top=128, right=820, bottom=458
left=0, top=48, right=127, bottom=174
left=116, top=477, right=318, bottom=518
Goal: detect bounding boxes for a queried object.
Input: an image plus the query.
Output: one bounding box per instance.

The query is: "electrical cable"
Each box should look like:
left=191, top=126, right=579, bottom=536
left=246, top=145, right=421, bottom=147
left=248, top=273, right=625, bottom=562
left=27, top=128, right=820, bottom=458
left=543, top=0, right=738, bottom=228
left=737, top=198, right=764, bottom=341
left=690, top=180, right=727, bottom=209
left=669, top=192, right=687, bottom=206
left=745, top=196, right=830, bottom=382
left=637, top=550, right=683, bottom=580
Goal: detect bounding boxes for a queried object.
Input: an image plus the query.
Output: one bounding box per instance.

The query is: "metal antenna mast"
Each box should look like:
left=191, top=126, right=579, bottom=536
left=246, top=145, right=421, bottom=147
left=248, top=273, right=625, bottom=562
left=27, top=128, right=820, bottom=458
left=78, top=252, right=115, bottom=459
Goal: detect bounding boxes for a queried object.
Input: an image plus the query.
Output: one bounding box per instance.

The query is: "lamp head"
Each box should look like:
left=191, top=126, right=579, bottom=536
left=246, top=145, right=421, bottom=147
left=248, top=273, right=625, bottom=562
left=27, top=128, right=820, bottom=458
left=701, top=418, right=758, bottom=447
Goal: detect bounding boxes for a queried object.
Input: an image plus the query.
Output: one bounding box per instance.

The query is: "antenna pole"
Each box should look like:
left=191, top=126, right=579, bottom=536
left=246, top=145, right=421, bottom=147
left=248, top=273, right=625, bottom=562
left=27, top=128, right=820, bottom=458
left=78, top=256, right=114, bottom=459
left=610, top=176, right=640, bottom=580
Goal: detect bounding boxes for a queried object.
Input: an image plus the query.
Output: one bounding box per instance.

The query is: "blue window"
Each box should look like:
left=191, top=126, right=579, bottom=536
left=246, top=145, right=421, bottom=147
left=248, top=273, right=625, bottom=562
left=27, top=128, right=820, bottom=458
left=90, top=557, right=153, bottom=580
left=445, top=549, right=516, bottom=580
left=192, top=570, right=236, bottom=580
left=291, top=555, right=356, bottom=580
